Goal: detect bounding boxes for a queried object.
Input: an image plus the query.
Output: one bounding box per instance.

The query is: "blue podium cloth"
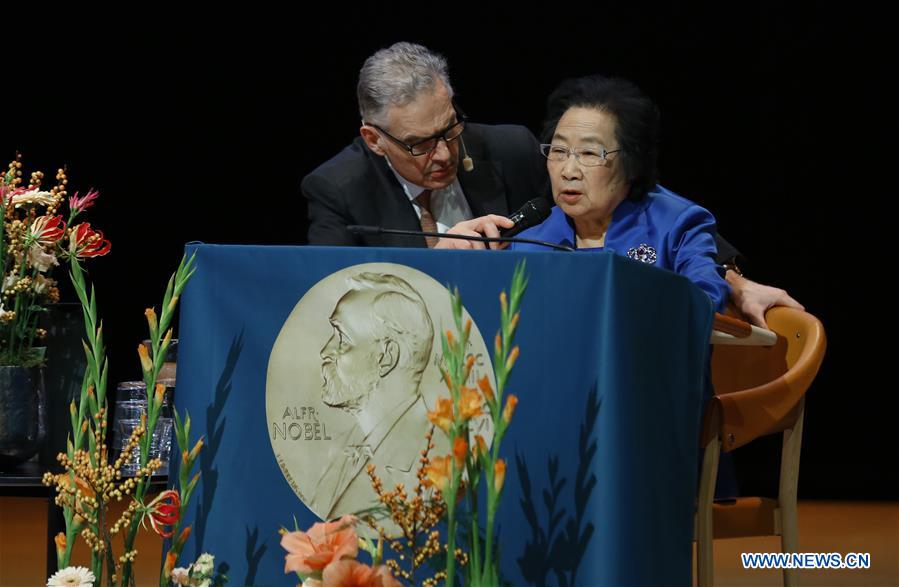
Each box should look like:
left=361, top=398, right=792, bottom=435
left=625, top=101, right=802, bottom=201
left=175, top=244, right=713, bottom=586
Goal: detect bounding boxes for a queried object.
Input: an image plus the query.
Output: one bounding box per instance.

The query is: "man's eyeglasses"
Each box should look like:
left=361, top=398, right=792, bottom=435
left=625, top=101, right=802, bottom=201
left=539, top=143, right=620, bottom=167
left=368, top=107, right=467, bottom=156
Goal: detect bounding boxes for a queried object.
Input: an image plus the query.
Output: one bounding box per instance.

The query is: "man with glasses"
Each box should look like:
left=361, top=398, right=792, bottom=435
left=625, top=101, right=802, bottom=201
left=302, top=41, right=549, bottom=249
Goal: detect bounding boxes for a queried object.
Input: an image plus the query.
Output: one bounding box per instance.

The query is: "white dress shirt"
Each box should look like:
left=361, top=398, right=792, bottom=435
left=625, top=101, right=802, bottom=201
left=385, top=158, right=474, bottom=233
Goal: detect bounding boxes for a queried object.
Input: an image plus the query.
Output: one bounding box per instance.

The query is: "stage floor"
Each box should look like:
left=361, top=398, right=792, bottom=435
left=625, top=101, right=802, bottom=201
left=2, top=498, right=896, bottom=586
left=693, top=501, right=898, bottom=586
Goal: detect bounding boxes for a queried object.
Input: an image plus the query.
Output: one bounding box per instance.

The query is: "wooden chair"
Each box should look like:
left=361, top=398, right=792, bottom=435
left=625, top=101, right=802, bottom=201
left=696, top=307, right=826, bottom=587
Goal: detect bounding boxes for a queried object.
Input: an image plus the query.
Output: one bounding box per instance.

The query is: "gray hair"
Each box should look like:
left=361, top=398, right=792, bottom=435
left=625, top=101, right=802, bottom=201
left=357, top=42, right=454, bottom=126
left=346, top=272, right=434, bottom=382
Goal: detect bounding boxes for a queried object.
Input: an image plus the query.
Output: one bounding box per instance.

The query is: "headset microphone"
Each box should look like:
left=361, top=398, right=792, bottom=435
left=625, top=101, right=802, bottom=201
left=459, top=136, right=474, bottom=172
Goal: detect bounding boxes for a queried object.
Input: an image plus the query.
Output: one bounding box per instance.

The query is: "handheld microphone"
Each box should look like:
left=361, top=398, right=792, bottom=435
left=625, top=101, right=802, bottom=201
left=346, top=225, right=574, bottom=252
left=499, top=197, right=552, bottom=238
left=459, top=136, right=474, bottom=172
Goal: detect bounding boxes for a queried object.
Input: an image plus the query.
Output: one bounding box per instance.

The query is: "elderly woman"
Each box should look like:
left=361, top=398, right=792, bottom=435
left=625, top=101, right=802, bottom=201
left=512, top=75, right=729, bottom=311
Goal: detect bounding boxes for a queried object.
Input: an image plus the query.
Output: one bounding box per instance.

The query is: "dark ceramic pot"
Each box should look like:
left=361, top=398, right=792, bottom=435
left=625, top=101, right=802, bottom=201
left=0, top=366, right=46, bottom=468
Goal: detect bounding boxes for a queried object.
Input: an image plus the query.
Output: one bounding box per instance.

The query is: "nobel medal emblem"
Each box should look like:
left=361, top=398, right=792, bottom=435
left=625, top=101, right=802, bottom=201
left=266, top=264, right=495, bottom=528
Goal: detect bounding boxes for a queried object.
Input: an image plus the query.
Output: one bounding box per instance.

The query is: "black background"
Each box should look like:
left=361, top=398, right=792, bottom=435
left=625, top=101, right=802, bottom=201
left=5, top=8, right=893, bottom=499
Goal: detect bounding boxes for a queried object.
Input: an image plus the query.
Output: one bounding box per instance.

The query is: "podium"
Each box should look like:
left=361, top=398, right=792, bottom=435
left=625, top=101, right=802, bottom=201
left=175, top=244, right=714, bottom=586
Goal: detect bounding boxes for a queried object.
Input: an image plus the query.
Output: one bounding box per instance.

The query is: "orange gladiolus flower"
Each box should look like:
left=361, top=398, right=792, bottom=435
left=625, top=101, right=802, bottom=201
left=321, top=560, right=402, bottom=587
left=424, top=455, right=452, bottom=493
left=144, top=308, right=158, bottom=333
left=494, top=459, right=507, bottom=492
left=427, top=397, right=453, bottom=433
left=54, top=532, right=66, bottom=558
left=472, top=434, right=488, bottom=459
left=477, top=375, right=495, bottom=403
left=74, top=475, right=95, bottom=498
left=176, top=525, right=192, bottom=546
left=505, top=346, right=520, bottom=371
left=459, top=386, right=483, bottom=420
left=57, top=474, right=95, bottom=517
left=453, top=437, right=468, bottom=468
left=56, top=473, right=94, bottom=498
left=153, top=383, right=166, bottom=408
left=440, top=367, right=453, bottom=391
left=502, top=394, right=519, bottom=424
left=280, top=515, right=358, bottom=575
left=510, top=312, right=520, bottom=332
left=188, top=438, right=204, bottom=462
left=164, top=551, right=178, bottom=577
left=137, top=343, right=152, bottom=373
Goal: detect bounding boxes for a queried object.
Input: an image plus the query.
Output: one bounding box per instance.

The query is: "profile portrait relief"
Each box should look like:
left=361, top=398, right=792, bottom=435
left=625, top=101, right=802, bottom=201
left=315, top=272, right=433, bottom=518
left=266, top=263, right=495, bottom=525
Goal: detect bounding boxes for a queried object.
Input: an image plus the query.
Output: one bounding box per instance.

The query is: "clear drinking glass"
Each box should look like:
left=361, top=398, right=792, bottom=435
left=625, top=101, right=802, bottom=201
left=112, top=382, right=147, bottom=476
left=152, top=417, right=174, bottom=476
left=111, top=380, right=175, bottom=476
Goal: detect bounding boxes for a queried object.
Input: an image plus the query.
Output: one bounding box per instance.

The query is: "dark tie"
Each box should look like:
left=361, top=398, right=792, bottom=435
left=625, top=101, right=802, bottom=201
left=415, top=189, right=439, bottom=248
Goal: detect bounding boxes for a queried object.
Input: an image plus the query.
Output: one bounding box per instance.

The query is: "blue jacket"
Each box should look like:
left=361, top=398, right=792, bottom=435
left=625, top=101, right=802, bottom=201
left=512, top=185, right=730, bottom=310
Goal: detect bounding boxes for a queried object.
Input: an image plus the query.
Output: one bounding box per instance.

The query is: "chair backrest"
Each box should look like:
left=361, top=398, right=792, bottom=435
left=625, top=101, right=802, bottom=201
left=708, top=307, right=826, bottom=452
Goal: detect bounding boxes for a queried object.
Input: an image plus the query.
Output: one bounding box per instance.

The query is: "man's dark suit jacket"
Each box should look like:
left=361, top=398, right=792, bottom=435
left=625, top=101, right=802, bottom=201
left=302, top=123, right=550, bottom=247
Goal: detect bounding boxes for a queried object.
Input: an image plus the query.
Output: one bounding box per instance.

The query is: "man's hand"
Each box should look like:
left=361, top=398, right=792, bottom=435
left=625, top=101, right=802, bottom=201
left=434, top=215, right=515, bottom=250
left=726, top=271, right=805, bottom=328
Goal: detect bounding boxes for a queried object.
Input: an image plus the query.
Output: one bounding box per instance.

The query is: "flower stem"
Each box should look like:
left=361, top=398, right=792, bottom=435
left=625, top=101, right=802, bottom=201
left=446, top=493, right=457, bottom=587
